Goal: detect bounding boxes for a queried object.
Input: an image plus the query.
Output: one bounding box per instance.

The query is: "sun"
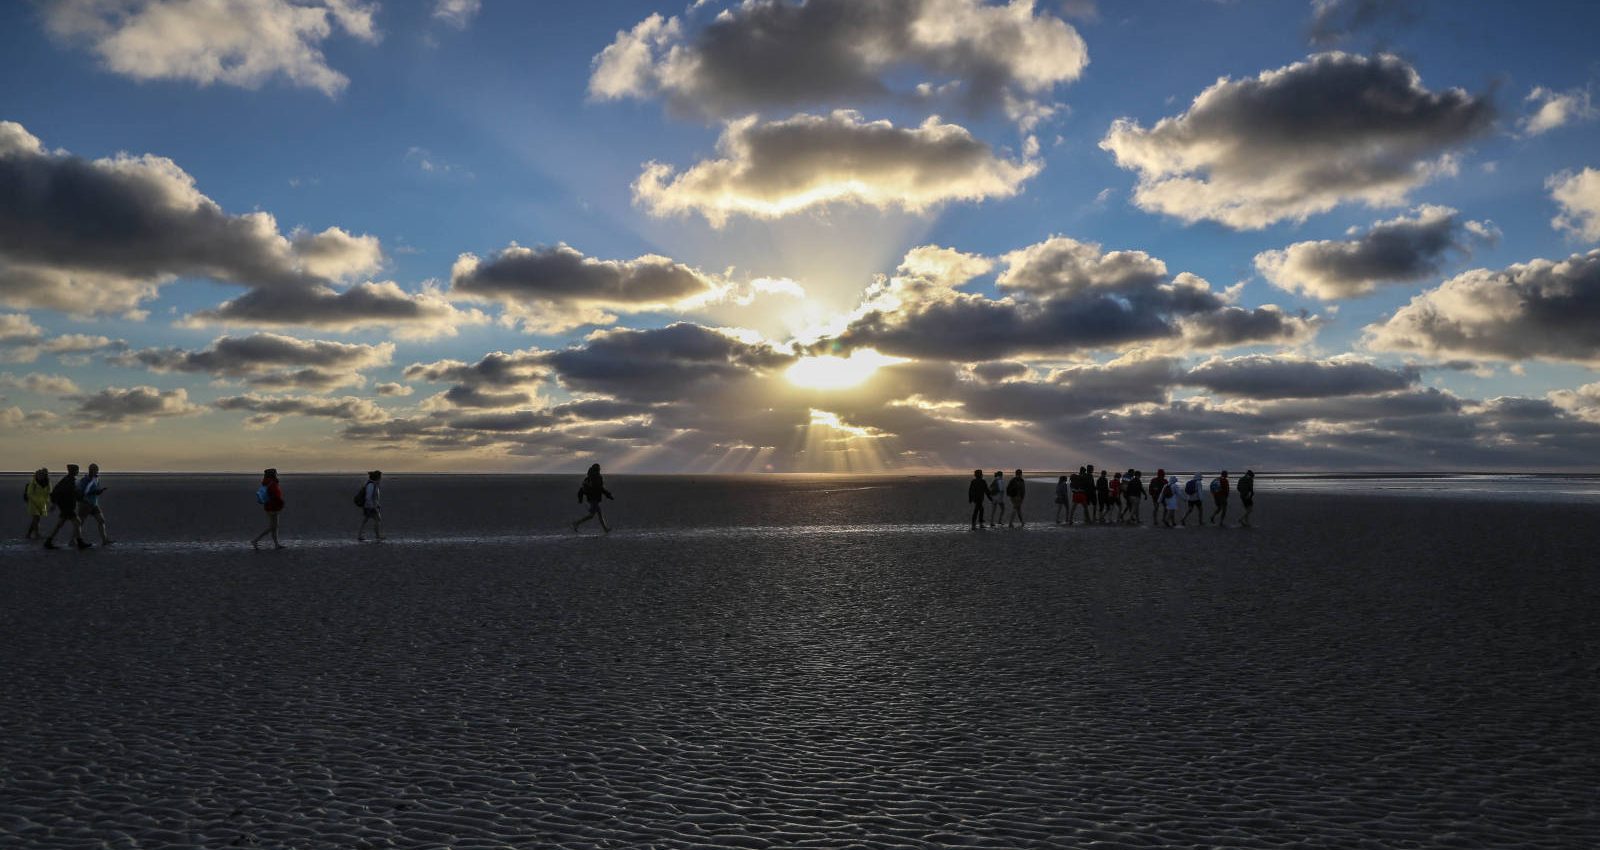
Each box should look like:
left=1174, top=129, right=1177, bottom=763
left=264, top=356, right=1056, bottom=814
left=786, top=349, right=903, bottom=390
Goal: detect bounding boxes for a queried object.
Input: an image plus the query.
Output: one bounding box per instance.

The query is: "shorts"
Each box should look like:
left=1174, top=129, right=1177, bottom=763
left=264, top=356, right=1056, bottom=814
left=1213, top=494, right=1227, bottom=507
left=53, top=502, right=77, bottom=518
left=1240, top=496, right=1253, bottom=509
left=1009, top=496, right=1024, bottom=509
left=1072, top=493, right=1087, bottom=505
left=77, top=504, right=102, bottom=520
left=363, top=507, right=381, bottom=519
left=585, top=501, right=603, bottom=515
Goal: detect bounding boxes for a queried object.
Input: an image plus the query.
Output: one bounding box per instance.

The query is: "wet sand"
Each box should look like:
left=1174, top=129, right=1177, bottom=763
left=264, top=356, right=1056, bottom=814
left=1, top=477, right=1597, bottom=848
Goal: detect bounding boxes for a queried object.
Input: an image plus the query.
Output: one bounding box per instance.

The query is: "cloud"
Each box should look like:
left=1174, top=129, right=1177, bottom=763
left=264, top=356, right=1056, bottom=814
left=0, top=313, right=46, bottom=362
left=1255, top=205, right=1496, bottom=299
left=374, top=382, right=413, bottom=397
left=70, top=385, right=205, bottom=426
left=186, top=280, right=481, bottom=339
left=214, top=392, right=389, bottom=425
left=1365, top=249, right=1600, bottom=366
left=633, top=111, right=1041, bottom=226
left=0, top=372, right=81, bottom=395
left=1100, top=52, right=1494, bottom=229
left=1549, top=382, right=1600, bottom=424
left=588, top=0, right=1087, bottom=119
left=402, top=349, right=550, bottom=410
left=449, top=243, right=721, bottom=332
left=432, top=0, right=480, bottom=29
left=821, top=238, right=1318, bottom=361
left=1519, top=87, right=1597, bottom=137
left=544, top=323, right=794, bottom=403
left=111, top=332, right=392, bottom=391
left=1184, top=355, right=1415, bottom=399
left=0, top=120, right=384, bottom=316
left=1306, top=0, right=1418, bottom=46
left=41, top=0, right=379, bottom=97
left=1549, top=168, right=1600, bottom=242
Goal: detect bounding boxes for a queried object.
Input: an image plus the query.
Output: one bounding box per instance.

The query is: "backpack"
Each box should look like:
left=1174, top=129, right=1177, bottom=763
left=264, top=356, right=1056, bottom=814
left=1184, top=479, right=1198, bottom=496
left=1210, top=479, right=1221, bottom=494
left=256, top=484, right=269, bottom=505
left=353, top=485, right=368, bottom=508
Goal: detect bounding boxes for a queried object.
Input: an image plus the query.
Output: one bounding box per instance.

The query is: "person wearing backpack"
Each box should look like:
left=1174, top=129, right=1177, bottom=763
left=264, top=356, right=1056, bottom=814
left=1053, top=475, right=1070, bottom=525
left=572, top=463, right=615, bottom=533
left=43, top=464, right=90, bottom=550
left=1180, top=472, right=1204, bottom=526
left=251, top=468, right=286, bottom=550
left=1095, top=470, right=1110, bottom=523
left=1068, top=466, right=1090, bottom=525
left=1148, top=469, right=1168, bottom=526
left=357, top=470, right=383, bottom=542
left=1237, top=470, right=1255, bottom=527
left=1209, top=471, right=1230, bottom=526
left=987, top=470, right=1006, bottom=528
left=1005, top=469, right=1026, bottom=528
left=967, top=469, right=990, bottom=530
left=1161, top=476, right=1181, bottom=527
left=23, top=468, right=50, bottom=540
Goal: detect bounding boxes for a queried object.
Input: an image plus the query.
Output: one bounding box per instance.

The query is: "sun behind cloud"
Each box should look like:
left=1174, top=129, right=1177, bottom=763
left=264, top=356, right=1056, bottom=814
left=786, top=350, right=904, bottom=390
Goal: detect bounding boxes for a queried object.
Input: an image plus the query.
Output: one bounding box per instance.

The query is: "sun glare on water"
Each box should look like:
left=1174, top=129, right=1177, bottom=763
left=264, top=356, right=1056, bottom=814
left=786, top=349, right=903, bottom=390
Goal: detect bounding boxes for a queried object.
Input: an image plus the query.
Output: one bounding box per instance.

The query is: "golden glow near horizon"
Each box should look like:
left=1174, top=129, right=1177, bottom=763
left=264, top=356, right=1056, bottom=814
left=786, top=349, right=904, bottom=390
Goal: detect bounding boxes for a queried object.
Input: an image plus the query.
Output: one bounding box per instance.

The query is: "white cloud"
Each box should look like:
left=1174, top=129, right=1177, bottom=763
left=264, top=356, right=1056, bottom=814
left=432, top=0, right=481, bottom=29
left=1519, top=87, right=1597, bottom=137
left=1255, top=205, right=1494, bottom=300
left=634, top=111, right=1041, bottom=226
left=1100, top=52, right=1494, bottom=229
left=1548, top=168, right=1600, bottom=242
left=42, top=0, right=380, bottom=97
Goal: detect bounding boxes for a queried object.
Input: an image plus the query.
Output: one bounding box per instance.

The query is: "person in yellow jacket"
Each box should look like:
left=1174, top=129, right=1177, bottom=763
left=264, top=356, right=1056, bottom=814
left=23, top=468, right=50, bottom=539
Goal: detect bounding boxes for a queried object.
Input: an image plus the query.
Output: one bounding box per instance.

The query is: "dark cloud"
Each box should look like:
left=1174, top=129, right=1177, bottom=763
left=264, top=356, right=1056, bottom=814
left=1256, top=206, right=1495, bottom=299
left=449, top=243, right=719, bottom=331
left=1307, top=0, right=1419, bottom=46
left=635, top=111, right=1040, bottom=226
left=214, top=393, right=389, bottom=427
left=0, top=121, right=381, bottom=315
left=112, top=332, right=392, bottom=392
left=546, top=323, right=795, bottom=402
left=1365, top=249, right=1600, bottom=366
left=1184, top=355, right=1416, bottom=399
left=186, top=281, right=476, bottom=340
left=1101, top=53, right=1494, bottom=228
left=70, top=386, right=205, bottom=426
left=822, top=239, right=1318, bottom=361
left=589, top=0, right=1087, bottom=120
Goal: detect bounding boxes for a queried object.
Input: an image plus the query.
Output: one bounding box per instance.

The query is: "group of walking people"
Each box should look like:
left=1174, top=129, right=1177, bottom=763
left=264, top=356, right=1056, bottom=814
left=968, top=467, right=1255, bottom=530
left=22, top=463, right=112, bottom=549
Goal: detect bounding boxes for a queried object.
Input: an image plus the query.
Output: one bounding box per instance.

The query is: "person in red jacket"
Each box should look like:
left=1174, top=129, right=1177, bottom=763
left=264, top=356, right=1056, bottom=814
left=252, top=468, right=286, bottom=550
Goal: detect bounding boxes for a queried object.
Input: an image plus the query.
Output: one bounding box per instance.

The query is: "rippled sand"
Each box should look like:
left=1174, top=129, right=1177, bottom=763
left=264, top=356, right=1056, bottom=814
left=2, top=479, right=1597, bottom=848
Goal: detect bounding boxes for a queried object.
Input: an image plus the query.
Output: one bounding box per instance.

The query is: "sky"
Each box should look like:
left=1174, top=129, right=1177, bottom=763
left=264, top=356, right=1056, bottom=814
left=2, top=0, right=1600, bottom=473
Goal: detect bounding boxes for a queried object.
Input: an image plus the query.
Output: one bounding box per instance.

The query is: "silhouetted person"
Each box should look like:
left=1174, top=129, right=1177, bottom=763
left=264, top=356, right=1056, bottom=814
left=1006, top=468, right=1026, bottom=528
left=1068, top=466, right=1089, bottom=524
left=1181, top=473, right=1204, bottom=526
left=1084, top=465, right=1097, bottom=521
left=1149, top=468, right=1169, bottom=525
left=1210, top=470, right=1230, bottom=525
left=1161, top=476, right=1181, bottom=527
left=572, top=463, right=614, bottom=533
left=968, top=469, right=989, bottom=530
left=988, top=470, right=1006, bottom=527
left=23, top=467, right=49, bottom=539
left=358, top=470, right=384, bottom=542
left=1054, top=475, right=1070, bottom=524
left=43, top=464, right=89, bottom=550
left=77, top=463, right=113, bottom=545
left=1095, top=470, right=1110, bottom=523
left=252, top=468, right=285, bottom=550
left=1122, top=469, right=1143, bottom=523
left=1237, top=470, right=1255, bottom=527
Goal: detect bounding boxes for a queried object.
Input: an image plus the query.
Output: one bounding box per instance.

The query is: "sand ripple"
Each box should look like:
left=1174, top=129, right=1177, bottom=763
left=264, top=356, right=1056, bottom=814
left=2, top=497, right=1597, bottom=848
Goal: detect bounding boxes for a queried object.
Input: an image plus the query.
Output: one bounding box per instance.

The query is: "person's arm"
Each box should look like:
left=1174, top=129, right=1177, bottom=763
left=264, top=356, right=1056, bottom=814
left=603, top=487, right=614, bottom=500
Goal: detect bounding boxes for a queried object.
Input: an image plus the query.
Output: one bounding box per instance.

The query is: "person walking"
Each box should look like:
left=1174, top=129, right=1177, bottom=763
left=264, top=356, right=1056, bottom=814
left=1149, top=468, right=1168, bottom=525
left=1123, top=470, right=1143, bottom=524
left=357, top=470, right=384, bottom=542
left=1054, top=475, right=1070, bottom=524
left=76, top=463, right=113, bottom=546
left=1095, top=470, right=1110, bottom=524
left=1083, top=465, right=1097, bottom=522
left=1237, top=470, right=1255, bottom=527
left=1006, top=468, right=1026, bottom=528
left=1069, top=466, right=1089, bottom=524
left=968, top=469, right=990, bottom=530
left=252, top=468, right=286, bottom=550
left=572, top=463, right=615, bottom=533
left=23, top=468, right=50, bottom=540
left=988, top=470, right=1007, bottom=527
left=1180, top=472, right=1204, bottom=526
left=1210, top=470, right=1230, bottom=526
left=1161, top=475, right=1181, bottom=527
left=43, top=464, right=89, bottom=550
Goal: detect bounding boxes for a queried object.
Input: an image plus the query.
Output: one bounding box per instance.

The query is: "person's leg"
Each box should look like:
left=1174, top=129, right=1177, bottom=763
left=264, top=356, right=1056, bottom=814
left=358, top=513, right=368, bottom=541
left=374, top=510, right=383, bottom=541
left=44, top=513, right=68, bottom=547
left=270, top=512, right=282, bottom=548
left=26, top=514, right=40, bottom=539
left=92, top=510, right=111, bottom=544
left=68, top=515, right=87, bottom=547
left=596, top=506, right=610, bottom=533
left=1217, top=499, right=1228, bottom=525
